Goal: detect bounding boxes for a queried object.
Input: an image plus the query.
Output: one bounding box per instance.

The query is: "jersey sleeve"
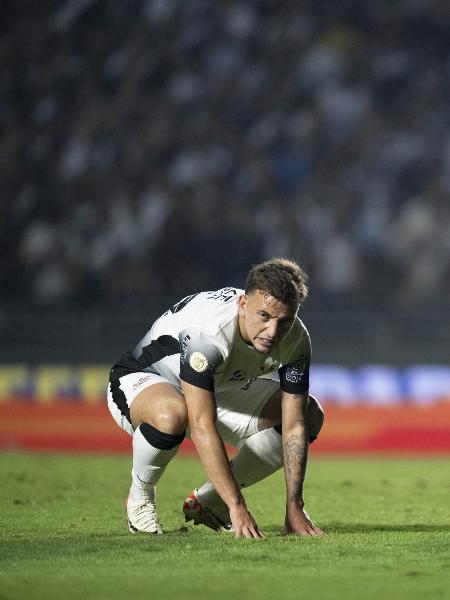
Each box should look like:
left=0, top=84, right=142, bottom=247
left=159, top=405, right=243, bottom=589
left=278, top=328, right=311, bottom=395
left=179, top=328, right=225, bottom=392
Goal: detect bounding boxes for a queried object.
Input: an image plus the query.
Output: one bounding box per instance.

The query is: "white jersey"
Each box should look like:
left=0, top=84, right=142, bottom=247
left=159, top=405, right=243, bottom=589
left=110, top=287, right=311, bottom=398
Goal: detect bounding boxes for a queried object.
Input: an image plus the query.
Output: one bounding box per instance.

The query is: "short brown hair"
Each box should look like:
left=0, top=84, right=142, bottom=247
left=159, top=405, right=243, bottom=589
left=245, top=258, right=309, bottom=307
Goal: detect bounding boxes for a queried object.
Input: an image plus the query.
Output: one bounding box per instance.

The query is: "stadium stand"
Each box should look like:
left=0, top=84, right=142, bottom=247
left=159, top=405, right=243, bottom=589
left=0, top=1, right=449, bottom=367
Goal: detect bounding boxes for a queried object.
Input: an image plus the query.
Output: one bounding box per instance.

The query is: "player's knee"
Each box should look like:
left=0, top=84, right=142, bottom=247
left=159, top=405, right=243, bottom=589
left=154, top=404, right=188, bottom=435
left=308, top=394, right=324, bottom=436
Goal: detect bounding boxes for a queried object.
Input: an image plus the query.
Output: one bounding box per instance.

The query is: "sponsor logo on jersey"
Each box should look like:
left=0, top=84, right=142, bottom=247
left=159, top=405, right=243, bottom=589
left=180, top=333, right=191, bottom=363
left=242, top=375, right=258, bottom=390
left=132, top=375, right=153, bottom=390
left=228, top=369, right=247, bottom=382
left=189, top=352, right=209, bottom=373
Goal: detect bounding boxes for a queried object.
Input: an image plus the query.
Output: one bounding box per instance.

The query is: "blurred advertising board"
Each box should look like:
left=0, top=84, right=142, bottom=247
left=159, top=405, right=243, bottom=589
left=0, top=364, right=449, bottom=405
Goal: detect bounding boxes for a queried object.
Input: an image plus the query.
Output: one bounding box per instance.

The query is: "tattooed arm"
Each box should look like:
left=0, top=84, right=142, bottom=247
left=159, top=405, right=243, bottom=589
left=281, top=391, right=325, bottom=536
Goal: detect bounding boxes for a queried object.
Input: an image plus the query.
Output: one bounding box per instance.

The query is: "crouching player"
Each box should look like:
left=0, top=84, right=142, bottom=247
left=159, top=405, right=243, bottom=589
left=107, top=258, right=325, bottom=538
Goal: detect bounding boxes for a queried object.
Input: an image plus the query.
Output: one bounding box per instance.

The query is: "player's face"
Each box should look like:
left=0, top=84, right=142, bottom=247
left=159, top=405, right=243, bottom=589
left=238, top=290, right=297, bottom=354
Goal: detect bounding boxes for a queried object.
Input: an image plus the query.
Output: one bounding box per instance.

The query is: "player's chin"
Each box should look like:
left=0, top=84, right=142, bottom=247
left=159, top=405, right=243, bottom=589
left=254, top=339, right=274, bottom=353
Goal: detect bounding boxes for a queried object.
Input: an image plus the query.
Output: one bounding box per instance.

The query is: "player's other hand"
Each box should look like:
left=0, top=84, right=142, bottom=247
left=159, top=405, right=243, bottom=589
left=284, top=503, right=325, bottom=536
left=229, top=502, right=264, bottom=539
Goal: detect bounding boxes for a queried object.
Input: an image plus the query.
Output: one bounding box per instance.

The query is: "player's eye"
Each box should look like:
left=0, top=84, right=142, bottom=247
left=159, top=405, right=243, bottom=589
left=258, top=312, right=270, bottom=321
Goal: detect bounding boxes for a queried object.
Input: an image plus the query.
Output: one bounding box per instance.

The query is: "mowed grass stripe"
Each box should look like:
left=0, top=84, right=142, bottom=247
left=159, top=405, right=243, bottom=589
left=1, top=454, right=449, bottom=600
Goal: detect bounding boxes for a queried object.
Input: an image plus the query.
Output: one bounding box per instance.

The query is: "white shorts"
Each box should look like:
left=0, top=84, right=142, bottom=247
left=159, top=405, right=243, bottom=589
left=107, top=372, right=280, bottom=447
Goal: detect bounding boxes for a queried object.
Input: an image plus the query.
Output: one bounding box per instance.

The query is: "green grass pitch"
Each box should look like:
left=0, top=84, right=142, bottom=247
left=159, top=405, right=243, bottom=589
left=1, top=453, right=449, bottom=600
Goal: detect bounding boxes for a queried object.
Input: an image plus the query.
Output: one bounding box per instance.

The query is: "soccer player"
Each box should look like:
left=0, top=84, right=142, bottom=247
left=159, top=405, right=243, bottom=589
left=107, top=258, right=325, bottom=538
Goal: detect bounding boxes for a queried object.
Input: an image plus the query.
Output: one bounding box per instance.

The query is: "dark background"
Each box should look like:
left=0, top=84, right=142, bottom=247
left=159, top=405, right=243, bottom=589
left=1, top=0, right=449, bottom=364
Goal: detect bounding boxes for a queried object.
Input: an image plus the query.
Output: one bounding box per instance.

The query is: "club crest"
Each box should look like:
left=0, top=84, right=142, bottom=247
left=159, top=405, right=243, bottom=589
left=189, top=352, right=209, bottom=373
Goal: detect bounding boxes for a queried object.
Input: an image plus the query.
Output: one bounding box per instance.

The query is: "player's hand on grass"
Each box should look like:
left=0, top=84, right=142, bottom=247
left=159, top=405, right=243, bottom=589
left=229, top=501, right=264, bottom=539
left=284, top=502, right=325, bottom=537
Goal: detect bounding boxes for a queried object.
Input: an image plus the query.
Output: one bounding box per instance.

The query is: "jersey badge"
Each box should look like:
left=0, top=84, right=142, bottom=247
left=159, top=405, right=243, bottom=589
left=189, top=352, right=209, bottom=373
left=285, top=359, right=305, bottom=383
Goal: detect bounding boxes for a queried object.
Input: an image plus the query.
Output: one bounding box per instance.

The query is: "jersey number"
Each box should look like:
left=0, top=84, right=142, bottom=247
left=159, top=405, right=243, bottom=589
left=170, top=294, right=199, bottom=313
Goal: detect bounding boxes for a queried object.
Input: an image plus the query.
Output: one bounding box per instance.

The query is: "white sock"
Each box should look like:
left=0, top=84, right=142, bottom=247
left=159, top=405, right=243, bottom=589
left=196, top=427, right=283, bottom=507
left=130, top=425, right=180, bottom=500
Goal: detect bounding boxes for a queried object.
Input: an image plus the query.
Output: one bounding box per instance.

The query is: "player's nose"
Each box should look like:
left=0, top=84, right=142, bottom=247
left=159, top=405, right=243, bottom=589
left=266, top=320, right=278, bottom=339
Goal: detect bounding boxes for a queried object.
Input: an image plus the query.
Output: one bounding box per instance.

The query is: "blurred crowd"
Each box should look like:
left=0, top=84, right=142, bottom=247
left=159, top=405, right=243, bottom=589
left=1, top=0, right=450, bottom=306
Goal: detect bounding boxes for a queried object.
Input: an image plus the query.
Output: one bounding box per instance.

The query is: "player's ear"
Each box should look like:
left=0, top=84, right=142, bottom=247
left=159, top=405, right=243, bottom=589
left=238, top=294, right=247, bottom=316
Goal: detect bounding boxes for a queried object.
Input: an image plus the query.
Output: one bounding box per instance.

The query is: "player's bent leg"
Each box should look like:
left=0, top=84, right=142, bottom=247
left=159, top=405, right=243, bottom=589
left=258, top=390, right=325, bottom=442
left=184, top=387, right=283, bottom=532
left=307, top=394, right=325, bottom=443
left=128, top=383, right=188, bottom=534
left=187, top=426, right=284, bottom=531
left=129, top=382, right=188, bottom=434
left=183, top=489, right=233, bottom=532
left=185, top=391, right=325, bottom=532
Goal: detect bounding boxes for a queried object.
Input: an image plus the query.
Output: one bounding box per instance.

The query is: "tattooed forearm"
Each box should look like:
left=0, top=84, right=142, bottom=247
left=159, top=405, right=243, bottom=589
left=283, top=432, right=309, bottom=503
